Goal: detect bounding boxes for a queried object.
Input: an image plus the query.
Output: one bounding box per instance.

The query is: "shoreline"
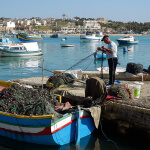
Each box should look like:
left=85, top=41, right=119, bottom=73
left=51, top=33, right=150, bottom=36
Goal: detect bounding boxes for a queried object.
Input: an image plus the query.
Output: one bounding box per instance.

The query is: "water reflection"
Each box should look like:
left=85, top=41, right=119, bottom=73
left=118, top=44, right=138, bottom=52
left=0, top=56, right=43, bottom=69
left=0, top=134, right=97, bottom=150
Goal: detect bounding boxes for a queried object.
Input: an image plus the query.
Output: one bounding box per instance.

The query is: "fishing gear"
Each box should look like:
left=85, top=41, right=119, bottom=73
left=65, top=52, right=96, bottom=71
left=38, top=66, right=85, bottom=83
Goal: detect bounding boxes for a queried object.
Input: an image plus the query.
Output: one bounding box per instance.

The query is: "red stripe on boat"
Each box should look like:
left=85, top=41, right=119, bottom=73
left=0, top=115, right=90, bottom=135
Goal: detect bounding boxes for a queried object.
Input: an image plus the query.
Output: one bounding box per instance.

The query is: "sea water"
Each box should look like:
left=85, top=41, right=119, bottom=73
left=0, top=35, right=150, bottom=81
left=0, top=35, right=150, bottom=150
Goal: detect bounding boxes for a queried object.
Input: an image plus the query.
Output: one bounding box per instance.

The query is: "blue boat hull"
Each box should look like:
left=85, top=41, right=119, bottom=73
left=0, top=110, right=95, bottom=145
left=94, top=53, right=106, bottom=59
left=17, top=33, right=43, bottom=42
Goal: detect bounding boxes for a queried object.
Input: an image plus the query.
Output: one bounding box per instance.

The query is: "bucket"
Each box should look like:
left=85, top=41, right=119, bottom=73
left=134, top=85, right=141, bottom=99
left=128, top=84, right=135, bottom=98
left=123, top=47, right=127, bottom=52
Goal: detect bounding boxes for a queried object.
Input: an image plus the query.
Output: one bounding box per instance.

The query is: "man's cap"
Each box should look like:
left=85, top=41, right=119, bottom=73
left=101, top=35, right=109, bottom=41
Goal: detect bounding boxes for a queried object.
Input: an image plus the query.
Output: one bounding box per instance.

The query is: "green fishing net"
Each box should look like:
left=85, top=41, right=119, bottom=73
left=46, top=73, right=77, bottom=88
left=108, top=84, right=131, bottom=100
left=0, top=83, right=62, bottom=120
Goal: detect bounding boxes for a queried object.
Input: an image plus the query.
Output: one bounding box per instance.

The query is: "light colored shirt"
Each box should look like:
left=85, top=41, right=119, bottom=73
left=106, top=41, right=117, bottom=59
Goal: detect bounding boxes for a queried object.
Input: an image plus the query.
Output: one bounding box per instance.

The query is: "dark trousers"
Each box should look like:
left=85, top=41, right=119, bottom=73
left=108, top=57, right=118, bottom=85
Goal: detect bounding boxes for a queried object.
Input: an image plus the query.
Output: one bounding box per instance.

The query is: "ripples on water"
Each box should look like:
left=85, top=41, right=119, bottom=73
left=0, top=35, right=150, bottom=81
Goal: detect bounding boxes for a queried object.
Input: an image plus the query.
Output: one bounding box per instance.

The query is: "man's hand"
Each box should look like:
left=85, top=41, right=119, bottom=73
left=97, top=47, right=103, bottom=51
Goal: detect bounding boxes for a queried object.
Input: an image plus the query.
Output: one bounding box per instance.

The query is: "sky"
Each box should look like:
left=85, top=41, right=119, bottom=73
left=0, top=0, right=150, bottom=23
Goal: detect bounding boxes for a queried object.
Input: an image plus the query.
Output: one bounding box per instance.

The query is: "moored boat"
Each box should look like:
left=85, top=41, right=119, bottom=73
left=60, top=44, right=74, bottom=47
left=0, top=42, right=42, bottom=57
left=94, top=52, right=106, bottom=59
left=0, top=108, right=95, bottom=146
left=0, top=80, right=96, bottom=146
left=50, top=33, right=58, bottom=38
left=80, top=31, right=103, bottom=42
left=17, top=33, right=43, bottom=42
left=117, top=36, right=138, bottom=45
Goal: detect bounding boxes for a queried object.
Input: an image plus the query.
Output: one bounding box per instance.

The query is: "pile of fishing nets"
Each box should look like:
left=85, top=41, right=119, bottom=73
left=0, top=83, right=62, bottom=119
left=108, top=84, right=131, bottom=100
left=126, top=62, right=143, bottom=75
left=46, top=73, right=77, bottom=89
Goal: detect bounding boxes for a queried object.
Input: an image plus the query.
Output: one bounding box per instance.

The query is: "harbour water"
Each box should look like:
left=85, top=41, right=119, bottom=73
left=0, top=35, right=150, bottom=81
left=0, top=35, right=150, bottom=150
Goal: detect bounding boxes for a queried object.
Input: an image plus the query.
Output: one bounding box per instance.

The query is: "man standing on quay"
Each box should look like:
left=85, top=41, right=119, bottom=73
left=97, top=35, right=118, bottom=85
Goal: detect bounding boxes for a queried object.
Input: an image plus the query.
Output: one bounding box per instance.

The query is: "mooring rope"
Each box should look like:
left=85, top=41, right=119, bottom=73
left=65, top=52, right=96, bottom=72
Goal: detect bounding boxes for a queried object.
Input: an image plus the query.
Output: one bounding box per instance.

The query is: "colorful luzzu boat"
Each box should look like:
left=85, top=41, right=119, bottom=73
left=0, top=80, right=95, bottom=146
left=17, top=33, right=43, bottom=42
left=0, top=107, right=95, bottom=146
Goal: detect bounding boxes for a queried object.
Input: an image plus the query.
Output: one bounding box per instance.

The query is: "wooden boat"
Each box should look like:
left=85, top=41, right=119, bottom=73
left=0, top=80, right=96, bottom=146
left=94, top=52, right=106, bottom=59
left=0, top=130, right=93, bottom=150
left=17, top=33, right=43, bottom=42
left=0, top=103, right=95, bottom=146
left=0, top=42, right=42, bottom=57
left=61, top=44, right=74, bottom=47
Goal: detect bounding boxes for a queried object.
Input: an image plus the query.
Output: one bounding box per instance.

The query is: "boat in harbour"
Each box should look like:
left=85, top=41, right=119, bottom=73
left=94, top=52, right=106, bottom=59
left=0, top=42, right=42, bottom=57
left=116, top=36, right=138, bottom=45
left=17, top=33, right=43, bottom=42
left=80, top=31, right=103, bottom=42
left=50, top=33, right=58, bottom=38
left=0, top=106, right=95, bottom=146
left=60, top=44, right=74, bottom=47
left=0, top=80, right=96, bottom=146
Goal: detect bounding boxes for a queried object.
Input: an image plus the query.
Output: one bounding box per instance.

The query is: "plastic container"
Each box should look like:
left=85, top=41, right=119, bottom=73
left=129, top=84, right=135, bottom=98
left=129, top=84, right=141, bottom=99
left=134, top=85, right=141, bottom=99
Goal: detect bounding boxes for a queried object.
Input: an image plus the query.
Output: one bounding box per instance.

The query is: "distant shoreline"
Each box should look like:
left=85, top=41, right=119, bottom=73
left=55, top=33, right=150, bottom=36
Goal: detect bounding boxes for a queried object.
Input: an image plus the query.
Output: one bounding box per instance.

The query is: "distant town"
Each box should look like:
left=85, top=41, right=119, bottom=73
left=1, top=14, right=150, bottom=35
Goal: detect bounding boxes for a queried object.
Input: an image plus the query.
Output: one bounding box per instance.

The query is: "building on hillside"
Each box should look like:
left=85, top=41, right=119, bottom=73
left=6, top=21, right=15, bottom=33
left=83, top=20, right=101, bottom=31
left=97, top=18, right=108, bottom=24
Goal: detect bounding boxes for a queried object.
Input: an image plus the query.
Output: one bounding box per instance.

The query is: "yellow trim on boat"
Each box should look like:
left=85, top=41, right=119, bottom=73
left=0, top=111, right=54, bottom=119
left=0, top=80, right=13, bottom=87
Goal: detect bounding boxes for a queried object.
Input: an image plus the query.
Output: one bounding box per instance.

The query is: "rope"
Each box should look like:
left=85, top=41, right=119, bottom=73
left=84, top=57, right=94, bottom=71
left=65, top=52, right=96, bottom=72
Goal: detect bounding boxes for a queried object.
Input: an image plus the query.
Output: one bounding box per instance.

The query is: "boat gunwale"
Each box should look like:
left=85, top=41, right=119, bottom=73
left=0, top=111, right=54, bottom=119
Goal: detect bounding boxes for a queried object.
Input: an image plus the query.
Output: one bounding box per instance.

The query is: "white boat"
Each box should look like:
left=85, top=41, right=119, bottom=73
left=61, top=37, right=67, bottom=41
left=80, top=31, right=103, bottom=42
left=0, top=42, right=42, bottom=57
left=116, top=36, right=138, bottom=45
left=60, top=44, right=74, bottom=47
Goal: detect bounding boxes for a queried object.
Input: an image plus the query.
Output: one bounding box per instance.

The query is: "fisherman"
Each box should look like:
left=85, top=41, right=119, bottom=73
left=97, top=35, right=118, bottom=85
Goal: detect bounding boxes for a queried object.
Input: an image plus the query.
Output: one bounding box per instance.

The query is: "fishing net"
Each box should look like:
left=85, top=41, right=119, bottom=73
left=126, top=63, right=143, bottom=75
left=46, top=73, right=77, bottom=89
left=0, top=83, right=62, bottom=120
left=108, top=84, right=131, bottom=100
